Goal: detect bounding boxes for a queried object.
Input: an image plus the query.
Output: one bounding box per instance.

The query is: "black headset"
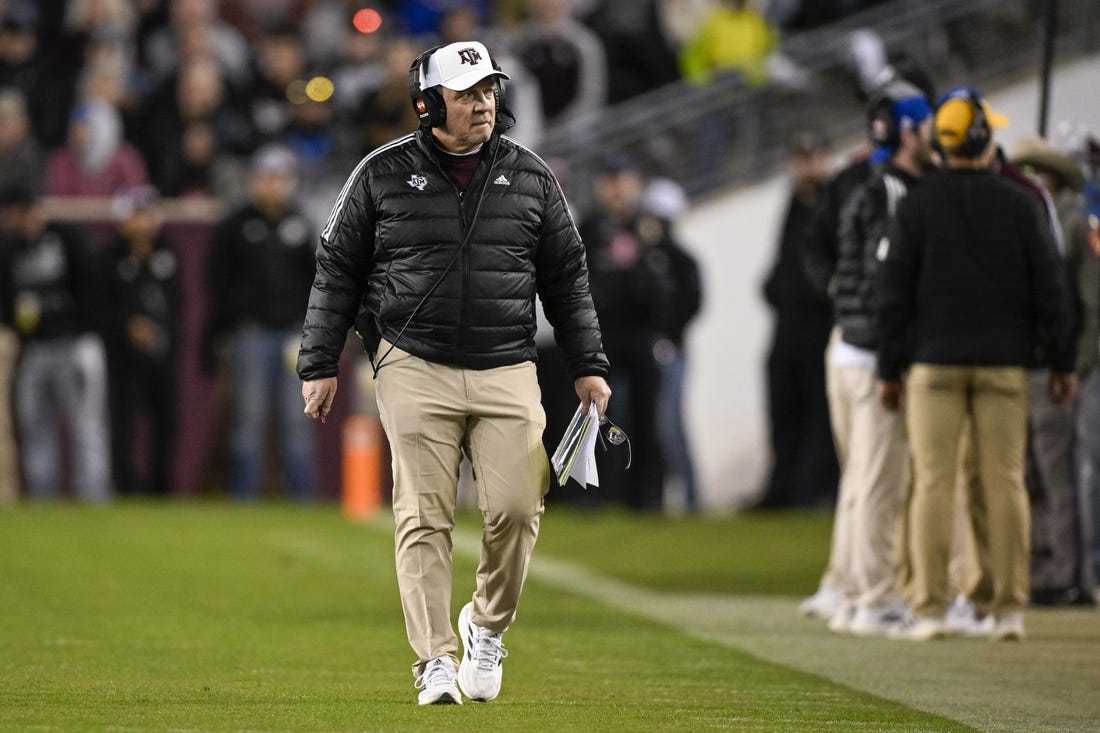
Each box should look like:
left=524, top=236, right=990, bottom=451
left=407, top=44, right=514, bottom=131
left=935, top=88, right=990, bottom=158
left=866, top=94, right=899, bottom=151
left=866, top=79, right=927, bottom=151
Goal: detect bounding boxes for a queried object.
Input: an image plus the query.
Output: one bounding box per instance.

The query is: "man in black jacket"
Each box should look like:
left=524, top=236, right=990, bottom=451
left=205, top=145, right=317, bottom=500
left=817, top=83, right=935, bottom=638
left=101, top=185, right=180, bottom=497
left=876, top=88, right=1077, bottom=641
left=579, top=154, right=666, bottom=511
left=0, top=185, right=110, bottom=501
left=758, top=129, right=837, bottom=512
left=297, top=41, right=611, bottom=706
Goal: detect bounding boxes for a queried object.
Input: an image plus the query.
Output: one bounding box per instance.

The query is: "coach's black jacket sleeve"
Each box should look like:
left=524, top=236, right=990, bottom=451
left=297, top=171, right=374, bottom=381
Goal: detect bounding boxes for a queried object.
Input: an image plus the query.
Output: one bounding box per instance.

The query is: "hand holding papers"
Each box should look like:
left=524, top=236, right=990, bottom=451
left=551, top=402, right=601, bottom=488
left=550, top=403, right=632, bottom=489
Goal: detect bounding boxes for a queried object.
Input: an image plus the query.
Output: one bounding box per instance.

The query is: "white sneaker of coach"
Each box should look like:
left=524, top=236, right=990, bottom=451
left=415, top=656, right=462, bottom=705
left=457, top=602, right=508, bottom=701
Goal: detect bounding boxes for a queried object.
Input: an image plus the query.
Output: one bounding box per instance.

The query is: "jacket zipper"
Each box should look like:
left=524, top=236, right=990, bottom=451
left=457, top=187, right=468, bottom=349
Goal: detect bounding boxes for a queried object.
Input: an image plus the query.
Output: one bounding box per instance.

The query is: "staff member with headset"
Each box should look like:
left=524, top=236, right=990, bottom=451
left=297, top=41, right=611, bottom=705
left=875, top=87, right=1077, bottom=641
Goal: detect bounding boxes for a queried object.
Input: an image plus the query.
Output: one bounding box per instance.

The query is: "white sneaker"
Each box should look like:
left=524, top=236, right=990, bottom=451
left=827, top=601, right=857, bottom=634
left=848, top=602, right=910, bottom=637
left=799, top=587, right=842, bottom=619
left=944, top=596, right=996, bottom=638
left=943, top=596, right=976, bottom=633
left=457, top=602, right=508, bottom=702
left=415, top=656, right=462, bottom=705
left=887, top=612, right=947, bottom=641
left=961, top=614, right=996, bottom=638
left=991, top=611, right=1026, bottom=641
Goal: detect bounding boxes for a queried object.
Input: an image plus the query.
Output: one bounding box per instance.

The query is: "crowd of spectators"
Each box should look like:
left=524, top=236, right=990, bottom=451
left=0, top=0, right=884, bottom=504
left=0, top=0, right=888, bottom=219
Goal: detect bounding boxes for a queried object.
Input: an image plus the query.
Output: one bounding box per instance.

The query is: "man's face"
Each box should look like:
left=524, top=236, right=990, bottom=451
left=790, top=151, right=829, bottom=186
left=250, top=170, right=295, bottom=210
left=904, top=117, right=937, bottom=167
left=594, top=170, right=643, bottom=219
left=0, top=202, right=42, bottom=241
left=119, top=207, right=164, bottom=244
left=433, top=78, right=496, bottom=154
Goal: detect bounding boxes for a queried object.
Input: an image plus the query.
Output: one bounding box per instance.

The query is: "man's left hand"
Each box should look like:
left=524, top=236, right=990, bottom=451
left=575, top=375, right=611, bottom=419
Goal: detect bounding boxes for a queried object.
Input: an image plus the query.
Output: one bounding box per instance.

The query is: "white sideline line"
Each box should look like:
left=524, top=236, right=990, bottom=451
left=448, top=525, right=1100, bottom=733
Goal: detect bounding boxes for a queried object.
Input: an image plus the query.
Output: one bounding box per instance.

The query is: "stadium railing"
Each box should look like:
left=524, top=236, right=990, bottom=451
left=540, top=0, right=1100, bottom=208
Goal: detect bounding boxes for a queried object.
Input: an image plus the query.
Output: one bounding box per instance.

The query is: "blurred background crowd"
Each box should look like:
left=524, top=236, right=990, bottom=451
left=0, top=0, right=1096, bottom=520
left=0, top=0, right=907, bottom=508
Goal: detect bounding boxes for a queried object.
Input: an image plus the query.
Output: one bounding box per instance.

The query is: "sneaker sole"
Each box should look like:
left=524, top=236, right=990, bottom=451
left=418, top=685, right=462, bottom=705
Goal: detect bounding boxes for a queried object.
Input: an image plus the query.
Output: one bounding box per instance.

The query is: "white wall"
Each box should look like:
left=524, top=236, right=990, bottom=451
left=677, top=53, right=1100, bottom=511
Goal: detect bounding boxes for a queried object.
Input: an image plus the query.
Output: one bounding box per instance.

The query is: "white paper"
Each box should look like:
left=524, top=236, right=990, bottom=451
left=550, top=402, right=601, bottom=489
left=568, top=402, right=601, bottom=488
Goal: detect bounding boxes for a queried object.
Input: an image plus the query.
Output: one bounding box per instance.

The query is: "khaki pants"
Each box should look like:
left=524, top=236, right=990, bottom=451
left=906, top=364, right=1030, bottom=618
left=951, top=370, right=1097, bottom=605
left=0, top=328, right=20, bottom=502
left=949, top=420, right=995, bottom=608
left=374, top=341, right=549, bottom=676
left=823, top=337, right=910, bottom=610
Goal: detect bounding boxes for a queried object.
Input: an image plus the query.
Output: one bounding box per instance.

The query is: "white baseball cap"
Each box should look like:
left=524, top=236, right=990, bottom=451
left=421, top=41, right=509, bottom=91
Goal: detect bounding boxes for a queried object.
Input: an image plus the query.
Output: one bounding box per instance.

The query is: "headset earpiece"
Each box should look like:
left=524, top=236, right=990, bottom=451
left=962, top=91, right=990, bottom=157
left=866, top=93, right=899, bottom=151
left=490, top=55, right=515, bottom=131
left=408, top=44, right=447, bottom=130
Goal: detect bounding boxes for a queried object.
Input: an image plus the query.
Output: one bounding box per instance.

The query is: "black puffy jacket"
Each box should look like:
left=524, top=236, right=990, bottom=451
left=834, top=164, right=920, bottom=350
left=877, top=168, right=1076, bottom=381
left=297, top=129, right=608, bottom=381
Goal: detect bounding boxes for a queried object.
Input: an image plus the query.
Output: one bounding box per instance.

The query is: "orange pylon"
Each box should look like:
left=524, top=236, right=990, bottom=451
left=342, top=414, right=383, bottom=520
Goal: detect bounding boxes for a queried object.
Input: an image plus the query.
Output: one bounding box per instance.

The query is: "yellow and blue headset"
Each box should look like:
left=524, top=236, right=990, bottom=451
left=935, top=87, right=991, bottom=158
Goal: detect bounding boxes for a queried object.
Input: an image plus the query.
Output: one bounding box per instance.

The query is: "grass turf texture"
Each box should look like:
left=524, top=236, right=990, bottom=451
left=0, top=502, right=1055, bottom=731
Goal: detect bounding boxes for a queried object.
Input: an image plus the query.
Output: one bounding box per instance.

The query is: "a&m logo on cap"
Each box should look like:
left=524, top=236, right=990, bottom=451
left=457, top=47, right=483, bottom=65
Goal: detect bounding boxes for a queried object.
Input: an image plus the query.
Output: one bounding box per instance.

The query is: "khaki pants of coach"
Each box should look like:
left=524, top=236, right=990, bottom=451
left=823, top=335, right=910, bottom=610
left=374, top=341, right=550, bottom=675
left=906, top=364, right=1030, bottom=618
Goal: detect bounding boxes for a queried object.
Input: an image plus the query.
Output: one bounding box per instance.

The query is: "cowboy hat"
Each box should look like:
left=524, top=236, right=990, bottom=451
left=1011, top=134, right=1086, bottom=191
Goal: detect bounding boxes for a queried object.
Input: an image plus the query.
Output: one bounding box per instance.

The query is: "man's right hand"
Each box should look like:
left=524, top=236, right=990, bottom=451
left=303, top=377, right=338, bottom=421
left=1049, top=372, right=1077, bottom=406
left=878, top=379, right=904, bottom=411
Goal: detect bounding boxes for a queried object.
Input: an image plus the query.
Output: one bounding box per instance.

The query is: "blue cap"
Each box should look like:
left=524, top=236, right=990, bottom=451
left=893, top=95, right=934, bottom=129
left=872, top=94, right=933, bottom=161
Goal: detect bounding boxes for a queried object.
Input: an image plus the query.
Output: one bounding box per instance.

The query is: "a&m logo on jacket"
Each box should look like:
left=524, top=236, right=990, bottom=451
left=406, top=174, right=428, bottom=191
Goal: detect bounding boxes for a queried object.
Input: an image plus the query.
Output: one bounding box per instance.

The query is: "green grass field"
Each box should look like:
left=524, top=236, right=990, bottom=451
left=1, top=502, right=1096, bottom=732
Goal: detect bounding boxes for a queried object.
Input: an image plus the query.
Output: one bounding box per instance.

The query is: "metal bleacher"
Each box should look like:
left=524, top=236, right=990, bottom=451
left=539, top=0, right=1100, bottom=208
